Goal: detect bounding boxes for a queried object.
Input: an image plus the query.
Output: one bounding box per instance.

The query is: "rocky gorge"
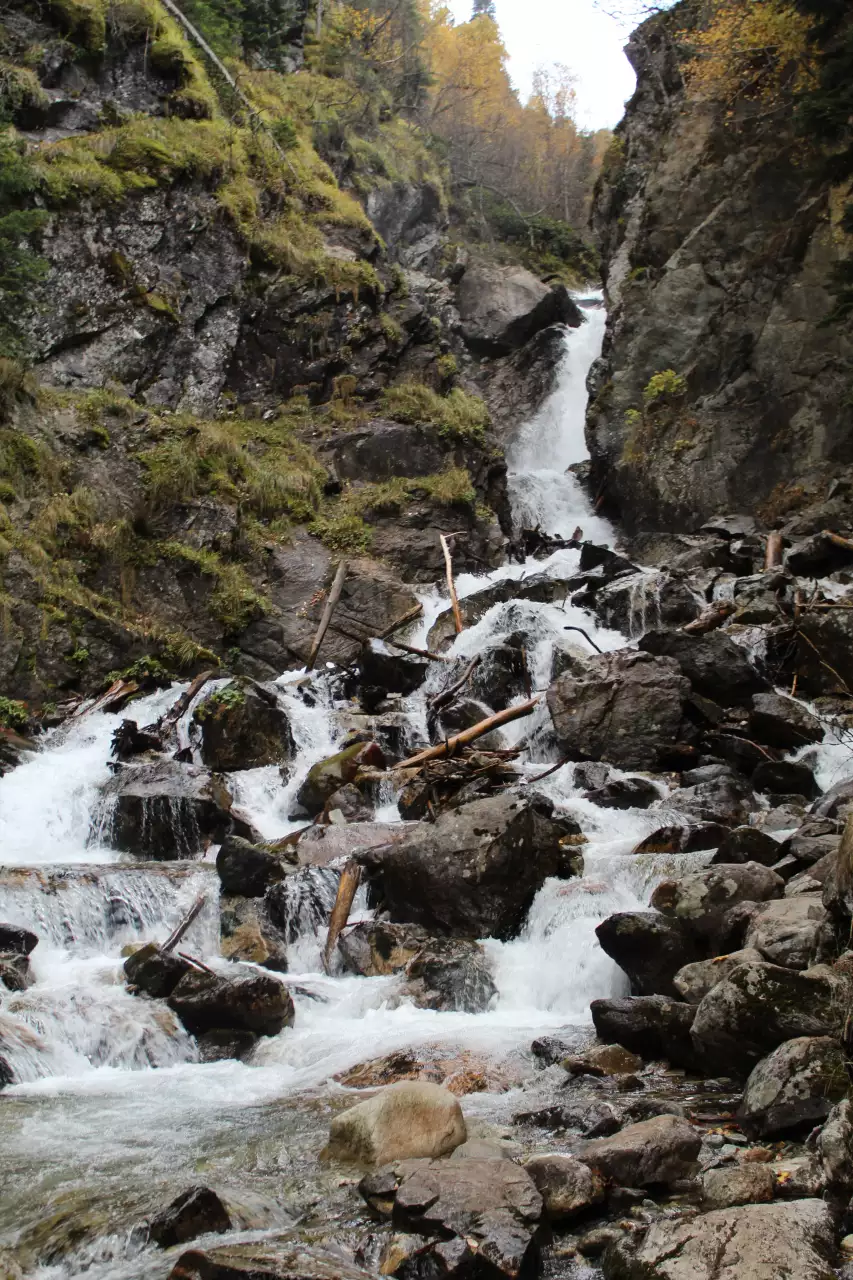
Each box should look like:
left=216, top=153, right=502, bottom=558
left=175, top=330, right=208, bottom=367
left=4, top=0, right=853, bottom=1279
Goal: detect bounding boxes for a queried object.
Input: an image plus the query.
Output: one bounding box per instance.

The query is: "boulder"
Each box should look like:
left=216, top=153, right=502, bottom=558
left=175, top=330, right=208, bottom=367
left=328, top=1083, right=466, bottom=1167
left=0, top=953, right=32, bottom=991
left=469, top=644, right=529, bottom=712
left=0, top=924, right=38, bottom=955
left=166, top=1240, right=377, bottom=1280
left=743, top=897, right=827, bottom=970
left=811, top=779, right=853, bottom=820
left=196, top=1029, right=258, bottom=1063
left=168, top=969, right=294, bottom=1037
left=779, top=819, right=841, bottom=868
left=124, top=942, right=191, bottom=999
left=792, top=610, right=853, bottom=695
left=324, top=784, right=374, bottom=823
left=578, top=1113, right=701, bottom=1187
left=426, top=574, right=571, bottom=652
left=748, top=693, right=823, bottom=751
left=562, top=1044, right=643, bottom=1077
left=546, top=649, right=690, bottom=770
left=584, top=777, right=661, bottom=810
left=215, top=836, right=289, bottom=897
left=664, top=770, right=758, bottom=827
left=700, top=731, right=773, bottom=777
left=595, top=912, right=700, bottom=997
left=817, top=1096, right=853, bottom=1190
left=357, top=644, right=429, bottom=696
left=296, top=821, right=404, bottom=868
left=603, top=1199, right=836, bottom=1280
left=218, top=896, right=288, bottom=971
left=291, top=742, right=385, bottom=819
left=690, top=960, right=849, bottom=1074
left=403, top=938, right=497, bottom=1013
left=738, top=1036, right=847, bottom=1137
left=752, top=759, right=819, bottom=800
left=712, top=826, right=781, bottom=866
left=148, top=1186, right=231, bottom=1249
left=359, top=793, right=573, bottom=939
left=99, top=762, right=251, bottom=859
left=638, top=630, right=768, bottom=705
left=192, top=680, right=294, bottom=771
left=456, top=262, right=581, bottom=355
left=338, top=920, right=429, bottom=977
left=673, top=949, right=763, bottom=1004
left=524, top=1154, right=605, bottom=1222
left=651, top=862, right=784, bottom=939
left=590, top=996, right=699, bottom=1069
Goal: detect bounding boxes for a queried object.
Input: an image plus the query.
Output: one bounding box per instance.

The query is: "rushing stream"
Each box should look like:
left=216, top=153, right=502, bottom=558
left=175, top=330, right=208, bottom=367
left=1, top=299, right=841, bottom=1279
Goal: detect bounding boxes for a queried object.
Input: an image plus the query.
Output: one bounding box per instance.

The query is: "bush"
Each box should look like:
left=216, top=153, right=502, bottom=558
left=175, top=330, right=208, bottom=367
left=381, top=382, right=490, bottom=443
left=0, top=696, right=28, bottom=730
left=643, top=369, right=687, bottom=406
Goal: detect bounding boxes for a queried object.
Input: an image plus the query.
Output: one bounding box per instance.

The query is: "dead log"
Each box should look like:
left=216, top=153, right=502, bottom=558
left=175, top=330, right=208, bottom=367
left=178, top=951, right=217, bottom=975
left=322, top=859, right=362, bottom=974
left=396, top=697, right=540, bottom=770
left=525, top=757, right=572, bottom=785
left=428, top=654, right=481, bottom=713
left=159, top=670, right=217, bottom=735
left=764, top=531, right=784, bottom=570
left=824, top=530, right=853, bottom=552
left=76, top=678, right=140, bottom=718
left=682, top=600, right=736, bottom=635
left=440, top=533, right=464, bottom=634
left=385, top=639, right=451, bottom=663
left=161, top=895, right=206, bottom=955
left=307, top=560, right=348, bottom=669
left=377, top=603, right=424, bottom=639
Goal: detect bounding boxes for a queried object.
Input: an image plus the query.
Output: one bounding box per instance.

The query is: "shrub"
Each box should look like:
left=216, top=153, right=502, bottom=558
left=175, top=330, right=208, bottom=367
left=643, top=369, right=688, bottom=406
left=0, top=695, right=28, bottom=730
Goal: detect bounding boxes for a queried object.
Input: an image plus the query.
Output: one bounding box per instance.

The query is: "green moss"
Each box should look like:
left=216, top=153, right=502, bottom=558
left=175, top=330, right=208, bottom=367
left=48, top=0, right=107, bottom=52
left=379, top=312, right=403, bottom=345
left=195, top=681, right=245, bottom=720
left=643, top=369, right=687, bottom=406
left=0, top=479, right=15, bottom=502
left=0, top=358, right=37, bottom=420
left=310, top=512, right=373, bottom=553
left=381, top=383, right=490, bottom=444
left=0, top=61, right=50, bottom=115
left=0, top=695, right=28, bottom=730
left=103, top=654, right=173, bottom=687
left=68, top=645, right=90, bottom=664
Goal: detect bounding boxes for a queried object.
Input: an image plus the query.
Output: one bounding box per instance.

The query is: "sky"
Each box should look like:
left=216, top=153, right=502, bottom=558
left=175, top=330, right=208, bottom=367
left=445, top=0, right=639, bottom=131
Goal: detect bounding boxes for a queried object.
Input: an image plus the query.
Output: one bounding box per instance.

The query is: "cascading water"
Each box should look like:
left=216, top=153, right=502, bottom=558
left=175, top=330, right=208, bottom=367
left=0, top=296, right=790, bottom=1279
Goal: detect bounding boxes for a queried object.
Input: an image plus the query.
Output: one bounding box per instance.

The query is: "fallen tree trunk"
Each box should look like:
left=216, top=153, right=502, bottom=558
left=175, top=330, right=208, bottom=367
left=396, top=697, right=540, bottom=770
left=824, top=529, right=853, bottom=552
left=307, top=560, right=348, bottom=670
left=159, top=670, right=218, bottom=735
left=385, top=638, right=450, bottom=662
left=764, top=531, right=784, bottom=570
left=377, top=602, right=424, bottom=639
left=440, top=533, right=464, bottom=634
left=682, top=600, right=736, bottom=635
left=161, top=896, right=206, bottom=955
left=322, top=859, right=362, bottom=974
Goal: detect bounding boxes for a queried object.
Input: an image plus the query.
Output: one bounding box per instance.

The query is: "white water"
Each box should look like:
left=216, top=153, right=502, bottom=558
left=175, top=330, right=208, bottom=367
left=0, top=299, right=770, bottom=1277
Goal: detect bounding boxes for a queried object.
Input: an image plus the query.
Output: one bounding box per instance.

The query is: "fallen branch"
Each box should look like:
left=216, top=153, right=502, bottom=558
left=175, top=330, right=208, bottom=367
left=429, top=655, right=481, bottom=713
left=75, top=678, right=140, bottom=718
left=824, top=529, right=853, bottom=552
left=160, top=670, right=217, bottom=734
left=563, top=625, right=603, bottom=653
left=396, top=697, right=540, bottom=770
left=764, top=531, right=784, bottom=570
left=385, top=638, right=451, bottom=662
left=377, top=603, right=424, bottom=639
left=682, top=600, right=736, bottom=635
left=178, top=951, right=216, bottom=975
left=440, top=533, right=464, bottom=634
left=322, top=859, right=362, bottom=975
left=161, top=896, right=206, bottom=955
left=525, top=757, right=571, bottom=785
left=307, top=560, right=348, bottom=670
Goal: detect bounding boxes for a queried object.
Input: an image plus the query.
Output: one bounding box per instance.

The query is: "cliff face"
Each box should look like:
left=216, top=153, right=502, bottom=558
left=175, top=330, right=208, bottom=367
left=588, top=4, right=853, bottom=535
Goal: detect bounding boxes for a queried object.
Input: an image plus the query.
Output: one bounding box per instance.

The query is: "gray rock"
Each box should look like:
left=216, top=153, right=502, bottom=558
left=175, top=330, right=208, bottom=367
left=739, top=1036, right=847, bottom=1137
left=712, top=826, right=781, bottom=866
left=291, top=741, right=385, bottom=819
left=167, top=1240, right=376, bottom=1280
left=673, top=949, right=764, bottom=1004
left=562, top=1044, right=643, bottom=1076
left=456, top=262, right=581, bottom=356
left=749, top=693, right=823, bottom=751
left=743, top=897, right=827, bottom=969
left=402, top=938, right=497, bottom=1013
left=595, top=912, right=700, bottom=997
left=817, top=1096, right=853, bottom=1190
left=524, top=1154, right=605, bottom=1222
left=665, top=771, right=758, bottom=827
left=700, top=1164, right=775, bottom=1211
left=578, top=1113, right=701, bottom=1187
left=192, top=679, right=295, bottom=771
left=124, top=942, right=191, bottom=999
left=147, top=1185, right=231, bottom=1249
left=638, top=630, right=767, bottom=706
left=651, top=862, right=784, bottom=939
left=337, top=920, right=429, bottom=977
left=218, top=895, right=289, bottom=971
left=591, top=996, right=699, bottom=1069
left=168, top=969, right=294, bottom=1037
left=753, top=759, right=819, bottom=800
left=98, top=762, right=251, bottom=859
left=215, top=836, right=289, bottom=898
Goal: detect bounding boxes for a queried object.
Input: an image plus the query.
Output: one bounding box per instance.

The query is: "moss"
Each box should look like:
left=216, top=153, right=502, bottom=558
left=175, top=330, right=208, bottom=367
left=643, top=369, right=687, bottom=406
left=379, top=312, right=403, bottom=346
left=159, top=540, right=269, bottom=631
left=0, top=695, right=28, bottom=730
left=48, top=0, right=107, bottom=52
left=0, top=357, right=37, bottom=420
left=195, top=682, right=245, bottom=720
left=381, top=382, right=490, bottom=444
left=0, top=61, right=50, bottom=115
left=310, top=511, right=372, bottom=553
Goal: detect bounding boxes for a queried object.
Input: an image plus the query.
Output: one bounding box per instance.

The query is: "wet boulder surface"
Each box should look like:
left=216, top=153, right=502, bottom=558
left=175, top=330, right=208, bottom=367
left=192, top=680, right=295, bottom=772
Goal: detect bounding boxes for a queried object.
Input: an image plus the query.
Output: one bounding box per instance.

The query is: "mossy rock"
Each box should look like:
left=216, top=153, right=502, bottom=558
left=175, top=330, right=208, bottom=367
left=193, top=679, right=295, bottom=772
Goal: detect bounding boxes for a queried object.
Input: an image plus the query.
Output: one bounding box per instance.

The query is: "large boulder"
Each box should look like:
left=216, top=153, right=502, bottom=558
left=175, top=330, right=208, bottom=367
left=546, top=649, right=690, bottom=770
left=291, top=742, right=385, bottom=819
left=124, top=942, right=191, bottom=999
left=359, top=793, right=573, bottom=939
left=98, top=762, right=251, bottom=859
left=595, top=912, right=700, bottom=997
left=590, top=996, right=699, bottom=1069
left=664, top=770, right=758, bottom=827
left=817, top=1096, right=853, bottom=1191
left=167, top=969, right=293, bottom=1037
left=192, top=679, right=294, bottom=771
left=700, top=1165, right=775, bottom=1211
left=338, top=920, right=429, bottom=977
left=578, top=1114, right=701, bottom=1187
left=602, top=1199, right=836, bottom=1280
left=650, top=862, right=784, bottom=940
left=638, top=630, right=768, bottom=705
left=523, top=1154, right=605, bottom=1223
left=690, top=960, right=849, bottom=1075
left=215, top=836, right=290, bottom=898
left=403, top=938, right=497, bottom=1013
left=743, top=897, right=827, bottom=970
left=748, top=692, right=823, bottom=750
left=0, top=924, right=38, bottom=955
left=327, top=1082, right=466, bottom=1166
left=456, top=262, right=581, bottom=356
left=738, top=1036, right=847, bottom=1137
left=218, top=895, right=289, bottom=971
left=673, top=949, right=763, bottom=1004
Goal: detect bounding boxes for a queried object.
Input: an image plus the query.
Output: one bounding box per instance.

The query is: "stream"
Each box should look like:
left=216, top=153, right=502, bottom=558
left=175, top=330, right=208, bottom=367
left=1, top=299, right=843, bottom=1279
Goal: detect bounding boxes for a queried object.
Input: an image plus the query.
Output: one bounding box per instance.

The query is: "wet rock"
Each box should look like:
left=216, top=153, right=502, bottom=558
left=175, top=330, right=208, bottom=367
left=215, top=836, right=289, bottom=898
left=603, top=1199, right=836, bottom=1280
left=524, top=1154, right=605, bottom=1222
left=360, top=793, right=573, bottom=940
left=148, top=1186, right=231, bottom=1249
left=403, top=938, right=497, bottom=1013
left=457, top=261, right=581, bottom=355
left=638, top=630, right=768, bottom=706
left=357, top=645, right=429, bottom=697
left=325, top=784, right=375, bottom=823
left=192, top=680, right=294, bottom=772
left=124, top=942, right=191, bottom=999
left=712, top=826, right=781, bottom=866
left=0, top=924, right=38, bottom=955
left=596, top=912, right=700, bottom=997
left=817, top=1096, right=853, bottom=1190
left=748, top=693, right=823, bottom=751
left=673, top=949, right=764, bottom=1004
left=296, top=821, right=404, bottom=869
left=791, top=610, right=853, bottom=696
left=811, top=778, right=853, bottom=820
left=584, top=776, right=661, bottom=810
left=590, top=995, right=699, bottom=1069
left=110, top=719, right=164, bottom=761
left=738, top=1036, right=847, bottom=1137
left=753, top=759, right=819, bottom=799
left=632, top=823, right=728, bottom=854
left=530, top=1032, right=581, bottom=1066
left=743, top=897, right=827, bottom=969
left=327, top=1082, right=466, bottom=1166
left=786, top=530, right=853, bottom=577
left=167, top=1240, right=376, bottom=1280
left=562, top=1044, right=643, bottom=1077
left=168, top=969, right=294, bottom=1037
left=651, top=862, right=784, bottom=940
left=690, top=960, right=849, bottom=1075
left=779, top=819, right=841, bottom=868
left=546, top=649, right=690, bottom=770
left=578, top=1113, right=701, bottom=1187
left=469, top=644, right=529, bottom=712
left=291, top=742, right=385, bottom=819
left=337, top=920, right=429, bottom=977
left=664, top=770, right=758, bottom=827
left=0, top=953, right=33, bottom=992
left=553, top=1099, right=622, bottom=1138
left=99, top=762, right=251, bottom=859
left=195, top=1029, right=258, bottom=1063
left=700, top=731, right=772, bottom=776
left=218, top=896, right=288, bottom=971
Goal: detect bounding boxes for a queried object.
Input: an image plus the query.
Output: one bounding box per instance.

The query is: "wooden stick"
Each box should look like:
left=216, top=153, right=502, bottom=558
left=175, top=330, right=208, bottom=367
left=384, top=638, right=450, bottom=662
left=824, top=530, right=853, bottom=552
left=322, top=859, right=362, bottom=975
left=160, top=670, right=217, bottom=733
left=525, top=757, right=571, bottom=785
left=178, top=951, right=216, bottom=975
left=395, top=697, right=540, bottom=770
left=76, top=678, right=140, bottom=718
left=161, top=896, right=206, bottom=955
left=429, top=655, right=481, bottom=713
left=377, top=602, right=424, bottom=639
left=682, top=600, right=736, bottom=635
left=440, top=534, right=464, bottom=634
left=307, top=561, right=348, bottom=670
left=764, top=531, right=784, bottom=570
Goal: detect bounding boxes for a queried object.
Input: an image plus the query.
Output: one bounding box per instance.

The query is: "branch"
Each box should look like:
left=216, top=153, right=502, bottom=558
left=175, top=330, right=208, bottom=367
left=396, top=697, right=540, bottom=769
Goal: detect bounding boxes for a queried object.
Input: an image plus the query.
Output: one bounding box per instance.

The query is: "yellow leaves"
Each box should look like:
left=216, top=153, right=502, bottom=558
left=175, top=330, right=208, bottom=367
left=681, top=0, right=817, bottom=108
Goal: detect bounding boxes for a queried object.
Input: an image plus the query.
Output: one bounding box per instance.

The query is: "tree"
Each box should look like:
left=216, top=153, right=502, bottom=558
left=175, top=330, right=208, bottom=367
left=471, top=0, right=497, bottom=19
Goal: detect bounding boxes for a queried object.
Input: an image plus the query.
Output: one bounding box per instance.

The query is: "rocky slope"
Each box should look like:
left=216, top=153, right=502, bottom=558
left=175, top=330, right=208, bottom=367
left=588, top=0, right=853, bottom=535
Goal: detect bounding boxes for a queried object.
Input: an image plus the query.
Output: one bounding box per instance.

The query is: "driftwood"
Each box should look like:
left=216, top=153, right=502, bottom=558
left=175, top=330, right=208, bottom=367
left=525, top=757, right=572, bottom=785
left=396, top=697, right=540, bottom=770
left=429, top=655, right=481, bottom=714
left=159, top=670, right=217, bottom=735
left=440, top=533, right=464, bottom=634
left=322, top=859, right=362, bottom=974
left=682, top=600, right=736, bottom=635
left=377, top=602, right=424, bottom=638
left=178, top=950, right=216, bottom=975
left=824, top=529, right=853, bottom=552
left=308, top=560, right=348, bottom=669
left=75, top=678, right=140, bottom=718
left=385, top=638, right=451, bottom=662
left=764, top=531, right=784, bottom=570
left=563, top=625, right=603, bottom=653
left=161, top=896, right=206, bottom=955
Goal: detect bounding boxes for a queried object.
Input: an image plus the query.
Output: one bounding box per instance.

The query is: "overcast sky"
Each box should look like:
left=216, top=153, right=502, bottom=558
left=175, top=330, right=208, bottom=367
left=444, top=0, right=638, bottom=131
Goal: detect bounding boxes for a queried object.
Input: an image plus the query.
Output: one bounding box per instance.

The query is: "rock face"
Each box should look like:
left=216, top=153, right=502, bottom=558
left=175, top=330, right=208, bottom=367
left=98, top=763, right=250, bottom=859
left=546, top=650, right=690, bottom=770
left=588, top=0, right=853, bottom=534
left=595, top=912, right=699, bottom=997
left=360, top=793, right=573, bottom=939
left=578, top=1114, right=701, bottom=1187
left=326, top=1082, right=466, bottom=1166
left=738, top=1036, right=847, bottom=1137
left=638, top=631, right=766, bottom=706
left=192, top=680, right=294, bottom=772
